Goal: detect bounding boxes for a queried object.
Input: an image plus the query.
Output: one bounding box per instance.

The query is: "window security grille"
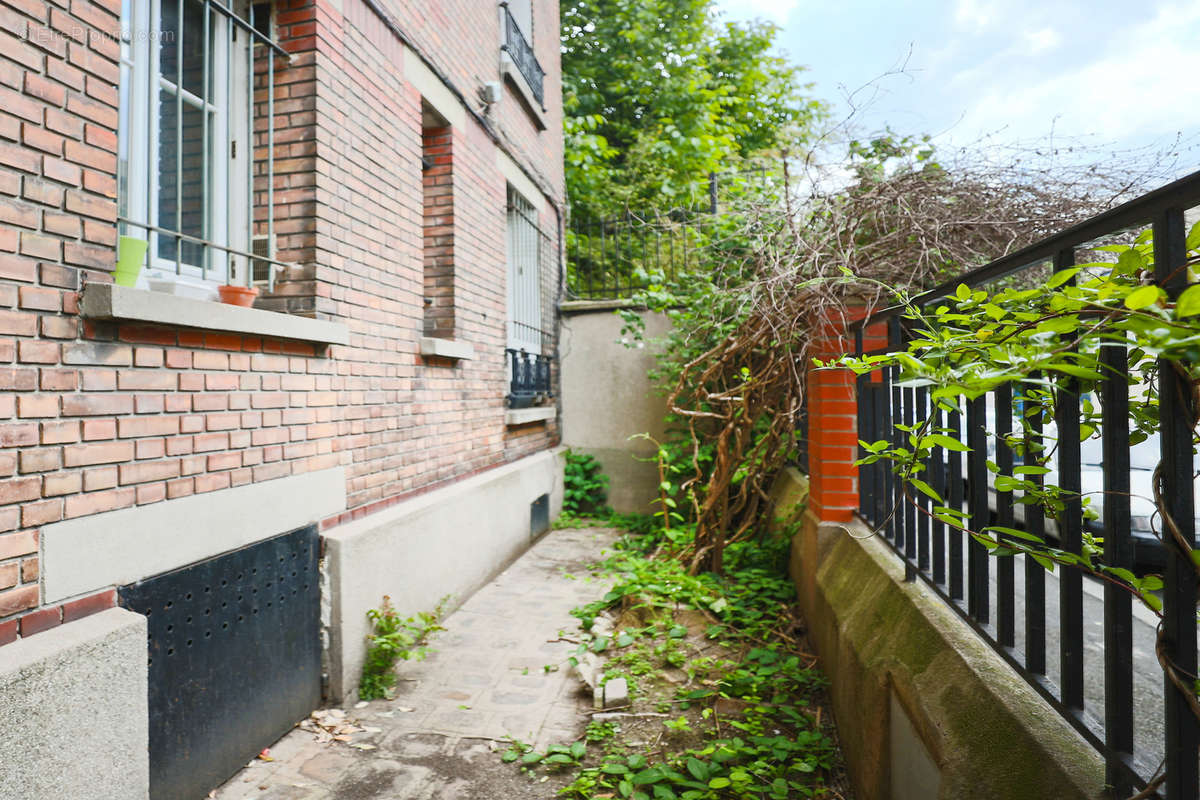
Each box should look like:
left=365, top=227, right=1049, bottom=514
left=506, top=187, right=541, bottom=354
left=118, top=0, right=291, bottom=290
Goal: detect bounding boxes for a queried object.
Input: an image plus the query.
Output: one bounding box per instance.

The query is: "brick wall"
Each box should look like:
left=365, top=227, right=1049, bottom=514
left=378, top=0, right=564, bottom=202
left=0, top=0, right=565, bottom=636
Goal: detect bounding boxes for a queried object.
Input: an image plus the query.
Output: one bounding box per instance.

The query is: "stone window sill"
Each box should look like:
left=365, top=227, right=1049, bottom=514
left=80, top=283, right=350, bottom=346
left=505, top=406, right=555, bottom=426
left=419, top=336, right=475, bottom=360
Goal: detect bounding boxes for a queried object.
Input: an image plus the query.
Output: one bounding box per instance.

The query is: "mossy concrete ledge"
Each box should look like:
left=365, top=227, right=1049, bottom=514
left=770, top=469, right=1106, bottom=800
left=0, top=608, right=149, bottom=800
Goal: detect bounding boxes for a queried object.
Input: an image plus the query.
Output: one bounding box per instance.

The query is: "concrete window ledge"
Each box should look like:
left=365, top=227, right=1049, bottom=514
left=419, top=336, right=474, bottom=360
left=80, top=283, right=350, bottom=346
left=505, top=406, right=555, bottom=426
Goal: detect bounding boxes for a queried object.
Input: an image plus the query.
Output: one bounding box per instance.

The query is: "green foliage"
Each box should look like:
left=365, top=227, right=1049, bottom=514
left=561, top=0, right=823, bottom=218
left=505, top=525, right=838, bottom=798
left=358, top=596, right=446, bottom=700
left=839, top=219, right=1200, bottom=640
left=564, top=449, right=611, bottom=517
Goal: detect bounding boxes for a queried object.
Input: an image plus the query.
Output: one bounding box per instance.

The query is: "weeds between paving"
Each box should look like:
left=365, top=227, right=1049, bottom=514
left=501, top=517, right=852, bottom=800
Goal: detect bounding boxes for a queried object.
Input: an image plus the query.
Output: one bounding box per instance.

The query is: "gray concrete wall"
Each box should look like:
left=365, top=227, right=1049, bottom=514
left=560, top=302, right=671, bottom=514
left=0, top=608, right=148, bottom=800
left=42, top=468, right=346, bottom=603
left=769, top=469, right=1106, bottom=800
left=322, top=447, right=566, bottom=701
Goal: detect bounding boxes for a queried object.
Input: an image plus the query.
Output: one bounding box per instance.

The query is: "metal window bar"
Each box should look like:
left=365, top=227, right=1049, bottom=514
left=849, top=169, right=1200, bottom=796
left=499, top=1, right=544, bottom=107
left=506, top=191, right=559, bottom=409
left=124, top=0, right=289, bottom=291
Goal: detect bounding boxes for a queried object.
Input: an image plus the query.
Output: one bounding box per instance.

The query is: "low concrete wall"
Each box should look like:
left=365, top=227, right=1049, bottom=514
left=560, top=302, right=671, bottom=514
left=771, top=469, right=1105, bottom=799
left=323, top=447, right=566, bottom=701
left=0, top=608, right=148, bottom=800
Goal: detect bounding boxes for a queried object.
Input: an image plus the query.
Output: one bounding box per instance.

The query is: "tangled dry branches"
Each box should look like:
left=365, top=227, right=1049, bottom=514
left=656, top=142, right=1168, bottom=572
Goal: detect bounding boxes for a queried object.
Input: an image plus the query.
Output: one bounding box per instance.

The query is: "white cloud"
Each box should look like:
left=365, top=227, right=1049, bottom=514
left=953, top=0, right=997, bottom=31
left=1023, top=27, right=1060, bottom=54
left=715, top=0, right=800, bottom=26
left=948, top=3, right=1200, bottom=144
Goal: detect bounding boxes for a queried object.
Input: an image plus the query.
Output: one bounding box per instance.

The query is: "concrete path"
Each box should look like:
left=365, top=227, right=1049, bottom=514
left=212, top=526, right=618, bottom=800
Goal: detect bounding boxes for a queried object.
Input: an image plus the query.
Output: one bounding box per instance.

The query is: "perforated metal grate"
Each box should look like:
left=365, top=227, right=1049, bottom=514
left=119, top=525, right=321, bottom=800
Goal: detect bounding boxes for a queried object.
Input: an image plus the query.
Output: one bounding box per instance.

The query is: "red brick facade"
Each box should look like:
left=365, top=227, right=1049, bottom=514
left=806, top=306, right=883, bottom=522
left=0, top=0, right=564, bottom=636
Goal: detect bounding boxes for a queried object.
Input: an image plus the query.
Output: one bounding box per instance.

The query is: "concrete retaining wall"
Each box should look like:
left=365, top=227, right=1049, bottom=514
left=0, top=608, right=148, bottom=800
left=323, top=447, right=566, bottom=701
left=771, top=468, right=1106, bottom=800
left=560, top=302, right=671, bottom=514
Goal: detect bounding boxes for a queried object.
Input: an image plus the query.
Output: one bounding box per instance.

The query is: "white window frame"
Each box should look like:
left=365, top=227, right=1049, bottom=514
left=119, top=0, right=251, bottom=292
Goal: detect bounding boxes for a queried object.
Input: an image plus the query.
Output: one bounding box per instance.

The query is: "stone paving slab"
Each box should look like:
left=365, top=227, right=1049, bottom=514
left=211, top=526, right=618, bottom=800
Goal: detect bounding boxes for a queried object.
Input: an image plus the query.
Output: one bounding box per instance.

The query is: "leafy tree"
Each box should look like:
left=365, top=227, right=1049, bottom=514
left=560, top=0, right=823, bottom=218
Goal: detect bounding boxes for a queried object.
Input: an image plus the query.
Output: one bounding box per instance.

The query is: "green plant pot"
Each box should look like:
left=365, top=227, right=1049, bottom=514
left=114, top=236, right=149, bottom=287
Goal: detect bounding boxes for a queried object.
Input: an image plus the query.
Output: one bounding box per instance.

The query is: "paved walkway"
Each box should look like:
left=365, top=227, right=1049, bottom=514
left=213, top=526, right=617, bottom=800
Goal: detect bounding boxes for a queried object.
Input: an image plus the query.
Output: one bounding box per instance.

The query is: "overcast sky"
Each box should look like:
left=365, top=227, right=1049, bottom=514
left=716, top=0, right=1200, bottom=175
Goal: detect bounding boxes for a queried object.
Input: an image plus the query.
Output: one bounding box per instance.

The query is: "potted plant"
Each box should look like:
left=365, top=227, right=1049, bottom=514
left=217, top=284, right=259, bottom=307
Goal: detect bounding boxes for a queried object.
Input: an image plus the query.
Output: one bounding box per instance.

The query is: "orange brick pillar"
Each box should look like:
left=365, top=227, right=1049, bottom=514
left=806, top=304, right=881, bottom=522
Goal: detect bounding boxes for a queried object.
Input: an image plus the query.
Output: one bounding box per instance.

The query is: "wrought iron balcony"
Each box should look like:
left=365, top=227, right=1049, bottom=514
left=507, top=348, right=553, bottom=408
left=500, top=3, right=545, bottom=108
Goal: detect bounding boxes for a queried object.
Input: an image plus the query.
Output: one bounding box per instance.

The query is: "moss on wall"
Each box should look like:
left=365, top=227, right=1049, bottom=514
left=769, top=470, right=1107, bottom=800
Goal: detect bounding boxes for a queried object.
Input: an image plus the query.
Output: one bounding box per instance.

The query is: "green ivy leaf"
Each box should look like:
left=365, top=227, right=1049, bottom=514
left=1178, top=285, right=1200, bottom=318
left=907, top=478, right=943, bottom=503
left=1047, top=267, right=1079, bottom=288
left=922, top=434, right=970, bottom=452
left=1124, top=285, right=1160, bottom=310
left=983, top=526, right=1045, bottom=543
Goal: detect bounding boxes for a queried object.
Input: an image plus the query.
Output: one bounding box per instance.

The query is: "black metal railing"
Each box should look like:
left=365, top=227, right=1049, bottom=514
left=851, top=170, right=1200, bottom=798
left=568, top=211, right=709, bottom=299
left=507, top=348, right=553, bottom=409
left=500, top=3, right=544, bottom=107
left=567, top=166, right=785, bottom=300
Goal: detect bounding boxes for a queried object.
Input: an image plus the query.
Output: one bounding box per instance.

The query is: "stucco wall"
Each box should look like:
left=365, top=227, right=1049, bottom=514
left=323, top=447, right=565, bottom=701
left=560, top=303, right=670, bottom=514
left=770, top=468, right=1106, bottom=800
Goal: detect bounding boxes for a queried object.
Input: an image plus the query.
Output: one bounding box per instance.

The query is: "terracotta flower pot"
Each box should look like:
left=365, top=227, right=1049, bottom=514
left=218, top=284, right=259, bottom=307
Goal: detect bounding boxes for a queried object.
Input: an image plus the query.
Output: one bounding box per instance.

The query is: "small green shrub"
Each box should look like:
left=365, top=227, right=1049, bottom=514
left=563, top=449, right=610, bottom=516
left=359, top=596, right=446, bottom=700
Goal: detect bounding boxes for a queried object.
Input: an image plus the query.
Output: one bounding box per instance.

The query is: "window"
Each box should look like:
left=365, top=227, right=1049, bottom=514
left=506, top=186, right=541, bottom=354
left=422, top=103, right=455, bottom=338
left=118, top=0, right=280, bottom=291
left=506, top=0, right=531, bottom=40
left=499, top=0, right=544, bottom=110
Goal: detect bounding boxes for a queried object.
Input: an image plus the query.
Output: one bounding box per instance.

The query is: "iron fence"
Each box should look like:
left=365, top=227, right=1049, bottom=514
left=567, top=166, right=782, bottom=300
left=567, top=209, right=716, bottom=299
left=852, top=170, right=1200, bottom=798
